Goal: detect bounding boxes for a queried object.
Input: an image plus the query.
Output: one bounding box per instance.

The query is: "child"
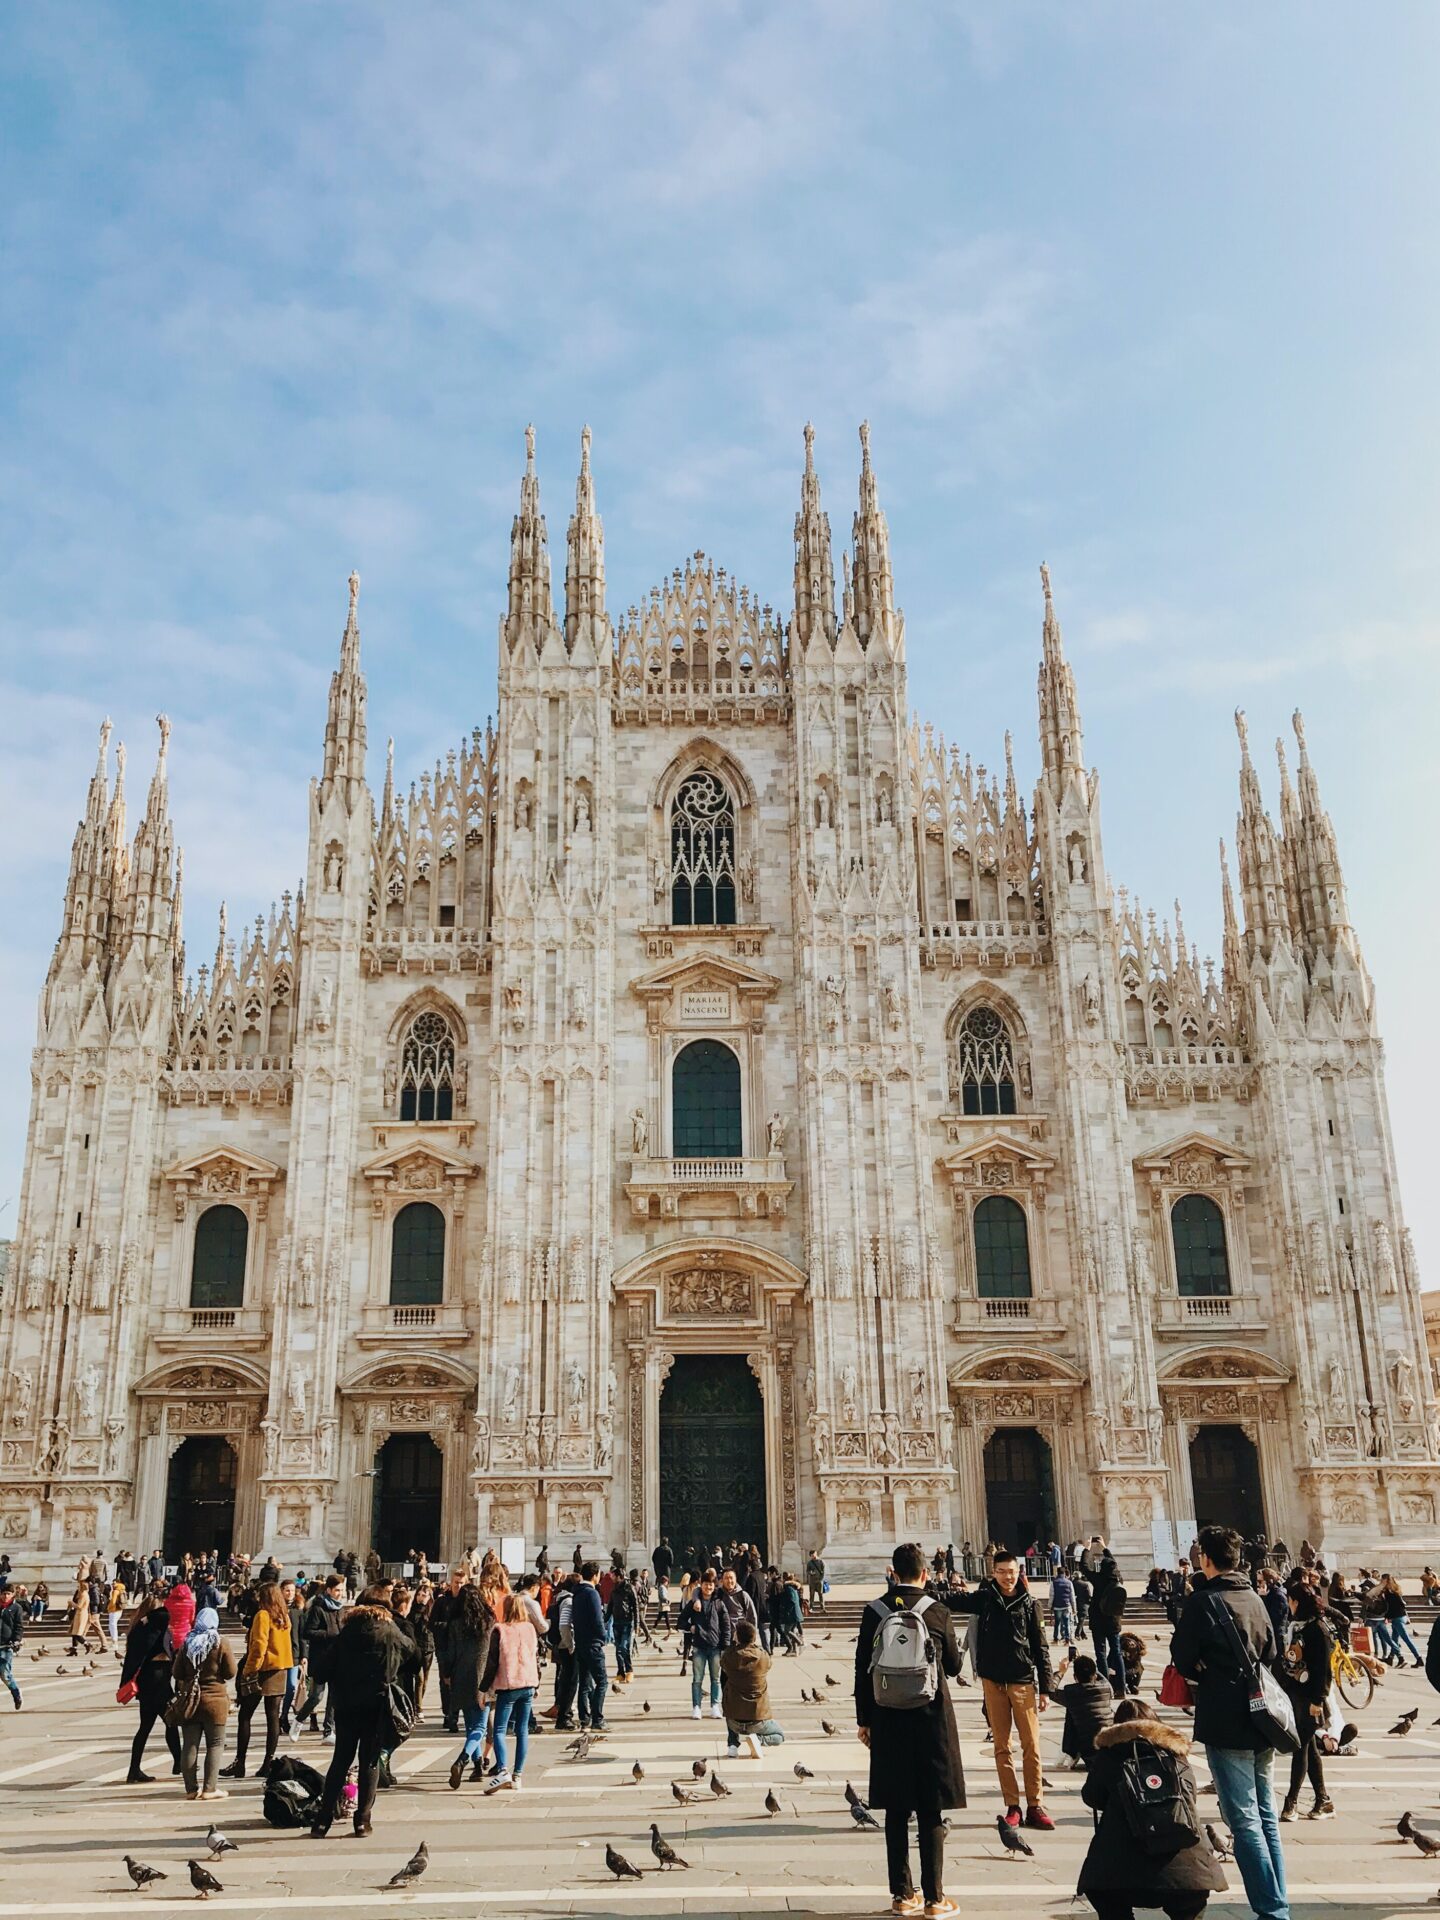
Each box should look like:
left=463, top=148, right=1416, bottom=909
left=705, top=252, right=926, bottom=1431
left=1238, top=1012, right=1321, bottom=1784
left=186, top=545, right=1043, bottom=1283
left=719, top=1620, right=780, bottom=1757
left=1055, top=1653, right=1115, bottom=1769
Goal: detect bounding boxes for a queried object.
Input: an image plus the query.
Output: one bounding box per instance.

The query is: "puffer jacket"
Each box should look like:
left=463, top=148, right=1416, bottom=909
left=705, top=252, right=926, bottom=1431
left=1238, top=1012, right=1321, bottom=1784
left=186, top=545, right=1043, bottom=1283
left=1078, top=1718, right=1226, bottom=1897
left=327, top=1604, right=408, bottom=1720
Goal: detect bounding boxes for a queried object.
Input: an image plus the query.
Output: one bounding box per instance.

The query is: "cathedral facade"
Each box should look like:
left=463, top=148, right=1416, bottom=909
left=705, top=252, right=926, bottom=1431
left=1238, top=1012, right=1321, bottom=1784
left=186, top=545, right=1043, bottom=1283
left=3, top=425, right=1435, bottom=1577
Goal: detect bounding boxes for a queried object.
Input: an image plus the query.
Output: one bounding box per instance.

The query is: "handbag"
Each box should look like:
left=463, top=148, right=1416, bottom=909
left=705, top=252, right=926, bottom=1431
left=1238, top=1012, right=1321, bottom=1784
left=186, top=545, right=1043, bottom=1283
left=237, top=1666, right=262, bottom=1702
left=115, top=1679, right=138, bottom=1706
left=381, top=1678, right=416, bottom=1747
left=164, top=1672, right=201, bottom=1729
left=1158, top=1662, right=1194, bottom=1708
left=1207, top=1594, right=1298, bottom=1753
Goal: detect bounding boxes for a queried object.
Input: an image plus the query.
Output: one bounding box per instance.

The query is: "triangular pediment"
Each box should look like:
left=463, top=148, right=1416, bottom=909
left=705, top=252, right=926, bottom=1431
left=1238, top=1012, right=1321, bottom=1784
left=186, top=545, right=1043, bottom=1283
left=360, top=1140, right=480, bottom=1185
left=938, top=1131, right=1055, bottom=1174
left=1134, top=1130, right=1249, bottom=1174
left=630, top=951, right=781, bottom=1000
left=163, top=1145, right=284, bottom=1189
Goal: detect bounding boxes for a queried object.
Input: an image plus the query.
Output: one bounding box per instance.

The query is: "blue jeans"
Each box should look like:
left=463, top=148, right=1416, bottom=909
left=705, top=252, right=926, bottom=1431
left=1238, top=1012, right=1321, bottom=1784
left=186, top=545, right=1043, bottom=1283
left=1092, top=1624, right=1125, bottom=1694
left=576, top=1642, right=608, bottom=1727
left=0, top=1647, right=17, bottom=1702
left=691, top=1646, right=721, bottom=1707
left=492, top=1686, right=534, bottom=1776
left=614, top=1622, right=634, bottom=1676
left=1387, top=1615, right=1423, bottom=1663
left=1207, top=1745, right=1289, bottom=1920
left=461, top=1699, right=490, bottom=1763
left=1052, top=1607, right=1074, bottom=1643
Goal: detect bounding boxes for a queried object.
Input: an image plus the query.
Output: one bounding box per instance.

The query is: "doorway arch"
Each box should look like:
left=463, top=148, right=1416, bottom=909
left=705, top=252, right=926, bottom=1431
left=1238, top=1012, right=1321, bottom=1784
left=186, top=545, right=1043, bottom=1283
left=163, top=1436, right=237, bottom=1563
left=982, top=1426, right=1056, bottom=1554
left=372, top=1433, right=443, bottom=1564
left=659, top=1355, right=767, bottom=1557
left=1189, top=1423, right=1264, bottom=1538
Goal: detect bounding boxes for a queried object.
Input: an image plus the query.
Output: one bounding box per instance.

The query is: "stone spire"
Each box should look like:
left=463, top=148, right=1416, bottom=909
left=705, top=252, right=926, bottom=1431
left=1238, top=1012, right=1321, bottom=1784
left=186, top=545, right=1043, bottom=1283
left=120, top=713, right=178, bottom=960
left=1036, top=563, right=1088, bottom=800
left=505, top=423, right=556, bottom=655
left=1289, top=709, right=1354, bottom=955
left=1232, top=708, right=1290, bottom=958
left=564, top=424, right=606, bottom=655
left=52, top=718, right=118, bottom=975
left=319, top=570, right=368, bottom=809
left=1219, top=837, right=1245, bottom=992
left=792, top=421, right=835, bottom=651
left=849, top=420, right=894, bottom=647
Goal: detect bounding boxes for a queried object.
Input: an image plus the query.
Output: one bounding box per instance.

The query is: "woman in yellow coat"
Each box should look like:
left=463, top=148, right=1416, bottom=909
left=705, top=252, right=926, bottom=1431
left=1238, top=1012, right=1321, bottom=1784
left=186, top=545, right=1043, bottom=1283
left=220, top=1582, right=292, bottom=1779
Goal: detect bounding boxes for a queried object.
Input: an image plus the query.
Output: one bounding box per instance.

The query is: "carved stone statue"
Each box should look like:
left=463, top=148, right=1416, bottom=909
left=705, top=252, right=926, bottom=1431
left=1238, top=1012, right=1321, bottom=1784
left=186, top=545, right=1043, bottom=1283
left=25, top=1237, right=48, bottom=1312
left=103, top=1415, right=126, bottom=1473
left=1391, top=1350, right=1416, bottom=1415
left=317, top=1420, right=336, bottom=1475
left=595, top=1413, right=613, bottom=1470
left=807, top=1411, right=831, bottom=1468
left=907, top=1365, right=926, bottom=1425
left=260, top=1419, right=279, bottom=1475
left=10, top=1366, right=35, bottom=1427
left=938, top=1407, right=955, bottom=1466
left=883, top=1410, right=901, bottom=1465
left=1373, top=1220, right=1398, bottom=1294
left=313, top=974, right=335, bottom=1033
left=503, top=979, right=526, bottom=1029
left=287, top=1363, right=309, bottom=1427
left=90, top=1239, right=113, bottom=1312
left=766, top=1111, right=785, bottom=1155
left=883, top=982, right=901, bottom=1028
left=570, top=982, right=589, bottom=1030
left=515, top=788, right=531, bottom=830
left=605, top=1365, right=618, bottom=1413
left=501, top=1364, right=520, bottom=1425
left=839, top=1363, right=859, bottom=1425
left=73, top=1362, right=100, bottom=1426
left=831, top=1232, right=854, bottom=1301
left=1326, top=1355, right=1346, bottom=1404
left=565, top=1359, right=586, bottom=1426
left=652, top=853, right=668, bottom=900
left=503, top=1235, right=522, bottom=1305
left=802, top=1366, right=816, bottom=1411
left=821, top=973, right=842, bottom=1029
left=868, top=1410, right=889, bottom=1465
left=897, top=1225, right=921, bottom=1300
left=567, top=1238, right=587, bottom=1304
left=297, top=1238, right=317, bottom=1308
left=1081, top=974, right=1100, bottom=1025
left=470, top=1416, right=491, bottom=1473
left=323, top=846, right=344, bottom=892
left=630, top=1108, right=649, bottom=1156
left=573, top=791, right=591, bottom=833
left=877, top=787, right=892, bottom=824
left=118, top=1243, right=137, bottom=1305
left=738, top=849, right=755, bottom=904
left=816, top=786, right=832, bottom=830
left=1117, top=1360, right=1138, bottom=1425
left=1069, top=840, right=1086, bottom=883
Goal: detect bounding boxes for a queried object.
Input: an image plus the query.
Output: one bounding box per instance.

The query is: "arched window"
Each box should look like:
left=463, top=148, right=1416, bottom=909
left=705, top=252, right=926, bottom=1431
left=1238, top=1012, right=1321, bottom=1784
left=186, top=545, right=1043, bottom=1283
left=974, top=1195, right=1032, bottom=1298
left=190, top=1203, right=248, bottom=1309
left=390, top=1201, right=445, bottom=1306
left=399, top=1010, right=455, bottom=1122
left=672, top=1039, right=742, bottom=1158
left=1171, top=1193, right=1231, bottom=1296
left=955, top=1006, right=1017, bottom=1115
left=669, top=771, right=737, bottom=926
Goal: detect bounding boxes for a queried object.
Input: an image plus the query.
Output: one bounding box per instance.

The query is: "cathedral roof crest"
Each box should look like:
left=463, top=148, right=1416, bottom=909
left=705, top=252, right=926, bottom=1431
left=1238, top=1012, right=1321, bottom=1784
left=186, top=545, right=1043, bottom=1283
left=614, top=551, right=787, bottom=722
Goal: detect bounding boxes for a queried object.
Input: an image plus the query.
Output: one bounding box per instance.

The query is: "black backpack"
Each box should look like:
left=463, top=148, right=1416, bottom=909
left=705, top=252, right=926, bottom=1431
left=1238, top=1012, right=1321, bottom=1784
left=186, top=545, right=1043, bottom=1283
left=1112, top=1738, right=1199, bottom=1856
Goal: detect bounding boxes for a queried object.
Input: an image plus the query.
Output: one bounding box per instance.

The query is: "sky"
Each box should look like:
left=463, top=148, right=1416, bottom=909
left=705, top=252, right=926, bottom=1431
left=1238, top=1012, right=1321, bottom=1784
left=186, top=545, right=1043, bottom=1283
left=1, top=3, right=1437, bottom=1277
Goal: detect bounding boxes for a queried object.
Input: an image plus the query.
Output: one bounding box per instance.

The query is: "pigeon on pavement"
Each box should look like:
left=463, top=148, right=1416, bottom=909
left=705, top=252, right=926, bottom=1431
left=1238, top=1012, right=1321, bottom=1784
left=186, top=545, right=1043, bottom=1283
left=765, top=1788, right=782, bottom=1816
left=1205, top=1825, right=1233, bottom=1861
left=844, top=1780, right=861, bottom=1808
left=123, top=1857, right=166, bottom=1890
left=691, top=1758, right=707, bottom=1778
left=997, top=1816, right=1034, bottom=1858
left=709, top=1770, right=731, bottom=1797
left=649, top=1824, right=689, bottom=1870
left=187, top=1861, right=224, bottom=1899
left=606, top=1843, right=643, bottom=1880
left=386, top=1840, right=429, bottom=1887
left=641, top=1699, right=651, bottom=1713
left=821, top=1719, right=839, bottom=1736
left=671, top=1780, right=702, bottom=1804
left=825, top=1673, right=839, bottom=1687
left=630, top=1761, right=644, bottom=1784
left=205, top=1825, right=238, bottom=1858
left=1412, top=1831, right=1440, bottom=1861
left=1398, top=1812, right=1416, bottom=1840
left=1390, top=1710, right=1419, bottom=1736
left=851, top=1801, right=880, bottom=1830
left=794, top=1762, right=814, bottom=1780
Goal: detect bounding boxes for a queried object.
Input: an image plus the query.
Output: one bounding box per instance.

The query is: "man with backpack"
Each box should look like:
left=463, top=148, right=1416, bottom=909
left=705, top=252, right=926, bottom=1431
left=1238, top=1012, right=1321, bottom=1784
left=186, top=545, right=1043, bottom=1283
left=1170, top=1525, right=1288, bottom=1920
left=1077, top=1695, right=1225, bottom=1920
left=855, top=1540, right=965, bottom=1918
left=944, top=1548, right=1054, bottom=1831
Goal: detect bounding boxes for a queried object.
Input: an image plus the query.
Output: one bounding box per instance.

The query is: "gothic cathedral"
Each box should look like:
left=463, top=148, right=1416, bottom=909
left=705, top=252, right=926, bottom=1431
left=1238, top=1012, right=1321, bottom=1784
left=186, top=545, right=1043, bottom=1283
left=3, top=425, right=1434, bottom=1575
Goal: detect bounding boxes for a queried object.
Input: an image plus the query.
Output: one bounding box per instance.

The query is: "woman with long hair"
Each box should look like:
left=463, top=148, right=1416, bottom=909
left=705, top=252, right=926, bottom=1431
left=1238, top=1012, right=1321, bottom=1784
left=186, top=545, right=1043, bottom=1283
left=221, top=1581, right=291, bottom=1780
left=170, top=1605, right=237, bottom=1800
left=119, top=1593, right=183, bottom=1784
left=1279, top=1585, right=1335, bottom=1822
left=310, top=1585, right=409, bottom=1839
left=444, top=1582, right=496, bottom=1791
left=478, top=1591, right=540, bottom=1792
left=1376, top=1573, right=1424, bottom=1667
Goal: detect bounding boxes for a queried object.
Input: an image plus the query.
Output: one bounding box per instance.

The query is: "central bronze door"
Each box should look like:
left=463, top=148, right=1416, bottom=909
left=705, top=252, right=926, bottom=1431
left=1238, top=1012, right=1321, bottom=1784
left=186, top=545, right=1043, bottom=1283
left=659, top=1354, right=767, bottom=1559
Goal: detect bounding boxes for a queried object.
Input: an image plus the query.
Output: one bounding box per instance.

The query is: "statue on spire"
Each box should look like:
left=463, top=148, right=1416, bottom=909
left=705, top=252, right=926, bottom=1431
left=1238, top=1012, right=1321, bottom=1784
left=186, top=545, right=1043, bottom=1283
left=347, top=571, right=360, bottom=619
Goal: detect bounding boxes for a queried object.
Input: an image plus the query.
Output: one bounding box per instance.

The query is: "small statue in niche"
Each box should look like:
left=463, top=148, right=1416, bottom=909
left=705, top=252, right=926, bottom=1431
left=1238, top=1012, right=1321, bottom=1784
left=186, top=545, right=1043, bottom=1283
left=738, top=849, right=755, bottom=904
left=570, top=982, right=589, bottom=1030
left=73, top=1363, right=100, bottom=1426
left=876, top=787, right=892, bottom=824
left=839, top=1363, right=859, bottom=1425
left=573, top=791, right=591, bottom=833
left=630, top=1108, right=649, bottom=1156
left=503, top=979, right=526, bottom=1030
left=816, top=787, right=832, bottom=830
left=501, top=1364, right=520, bottom=1424
left=323, top=846, right=344, bottom=893
left=1081, top=974, right=1100, bottom=1025
left=515, top=789, right=531, bottom=830
left=1069, top=840, right=1087, bottom=883
left=883, top=982, right=901, bottom=1028
left=821, top=974, right=842, bottom=1030
left=595, top=1413, right=613, bottom=1470
left=766, top=1112, right=785, bottom=1155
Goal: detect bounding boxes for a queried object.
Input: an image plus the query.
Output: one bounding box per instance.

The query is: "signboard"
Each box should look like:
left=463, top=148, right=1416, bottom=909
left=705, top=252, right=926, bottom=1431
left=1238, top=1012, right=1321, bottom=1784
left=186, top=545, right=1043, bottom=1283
left=1150, top=1519, right=1177, bottom=1569
left=680, top=990, right=730, bottom=1023
left=500, top=1535, right=526, bottom=1576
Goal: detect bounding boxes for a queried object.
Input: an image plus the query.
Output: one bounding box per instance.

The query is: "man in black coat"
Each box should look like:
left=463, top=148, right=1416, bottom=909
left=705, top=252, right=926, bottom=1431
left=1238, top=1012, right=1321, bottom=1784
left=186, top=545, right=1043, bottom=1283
left=945, top=1549, right=1054, bottom=1830
left=1170, top=1525, right=1288, bottom=1920
left=1091, top=1554, right=1128, bottom=1697
left=855, top=1540, right=964, bottom=1917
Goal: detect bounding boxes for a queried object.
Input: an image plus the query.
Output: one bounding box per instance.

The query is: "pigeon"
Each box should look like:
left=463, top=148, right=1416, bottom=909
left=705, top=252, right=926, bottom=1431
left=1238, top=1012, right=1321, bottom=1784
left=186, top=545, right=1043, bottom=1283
left=709, top=1770, right=732, bottom=1798
left=386, top=1840, right=429, bottom=1888
left=996, top=1816, right=1034, bottom=1858
left=1206, top=1825, right=1233, bottom=1862
left=794, top=1762, right=814, bottom=1781
left=568, top=1731, right=602, bottom=1761
left=649, top=1824, right=689, bottom=1870
left=812, top=1689, right=827, bottom=1703
left=844, top=1779, right=862, bottom=1808
left=1412, top=1831, right=1440, bottom=1861
left=851, top=1801, right=880, bottom=1830
left=82, top=1662, right=97, bottom=1676
left=605, top=1843, right=643, bottom=1880
left=821, top=1719, right=839, bottom=1736
left=123, top=1857, right=167, bottom=1890
left=691, top=1758, right=707, bottom=1778
left=1390, top=1710, right=1419, bottom=1736
left=55, top=1665, right=67, bottom=1675
left=1399, top=1812, right=1417, bottom=1840
left=630, top=1761, right=645, bottom=1784
left=641, top=1699, right=652, bottom=1713
left=825, top=1673, right=839, bottom=1687
left=671, top=1780, right=702, bottom=1804
left=187, top=1861, right=224, bottom=1899
left=799, top=1686, right=812, bottom=1703
left=205, top=1825, right=237, bottom=1859
left=765, top=1787, right=782, bottom=1816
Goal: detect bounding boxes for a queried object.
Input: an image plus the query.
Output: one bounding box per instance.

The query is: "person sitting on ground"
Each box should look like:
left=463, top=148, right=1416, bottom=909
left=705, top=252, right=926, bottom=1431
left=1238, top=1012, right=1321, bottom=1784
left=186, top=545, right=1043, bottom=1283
left=1077, top=1695, right=1225, bottom=1920
left=720, top=1620, right=780, bottom=1758
left=1054, top=1652, right=1115, bottom=1770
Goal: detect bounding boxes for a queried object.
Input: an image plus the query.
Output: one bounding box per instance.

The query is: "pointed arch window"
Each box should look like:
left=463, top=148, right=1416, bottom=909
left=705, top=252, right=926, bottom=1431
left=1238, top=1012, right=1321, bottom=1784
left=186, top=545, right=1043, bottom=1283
left=190, top=1203, right=248, bottom=1309
left=974, top=1195, right=1032, bottom=1298
left=390, top=1200, right=446, bottom=1305
left=399, top=1010, right=455, bottom=1122
left=955, top=1006, right=1017, bottom=1115
left=1171, top=1193, right=1231, bottom=1296
left=669, top=771, right=737, bottom=926
left=672, top=1039, right=742, bottom=1158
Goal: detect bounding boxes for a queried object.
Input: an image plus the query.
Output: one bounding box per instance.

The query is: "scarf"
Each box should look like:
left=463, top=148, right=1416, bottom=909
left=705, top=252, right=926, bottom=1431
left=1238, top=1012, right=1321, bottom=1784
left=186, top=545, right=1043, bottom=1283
left=183, top=1606, right=220, bottom=1668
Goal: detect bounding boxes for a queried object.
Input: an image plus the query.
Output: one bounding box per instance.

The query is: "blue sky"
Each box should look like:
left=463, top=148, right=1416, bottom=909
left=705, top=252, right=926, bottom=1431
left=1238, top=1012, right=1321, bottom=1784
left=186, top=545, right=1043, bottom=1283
left=1, top=3, right=1437, bottom=1276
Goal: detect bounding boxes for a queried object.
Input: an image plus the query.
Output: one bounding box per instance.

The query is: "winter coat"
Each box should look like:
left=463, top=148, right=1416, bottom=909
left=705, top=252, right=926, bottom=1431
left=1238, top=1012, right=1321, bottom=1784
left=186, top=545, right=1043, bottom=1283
left=1050, top=1573, right=1075, bottom=1613
left=607, top=1580, right=640, bottom=1629
left=1169, top=1570, right=1281, bottom=1751
left=1261, top=1584, right=1289, bottom=1641
left=1092, top=1563, right=1127, bottom=1629
left=68, top=1586, right=93, bottom=1639
left=480, top=1619, right=540, bottom=1693
left=1057, top=1676, right=1115, bottom=1760
left=303, top=1590, right=344, bottom=1649
left=571, top=1581, right=606, bottom=1649
left=1077, top=1718, right=1226, bottom=1897
left=684, top=1590, right=733, bottom=1653
left=945, top=1578, right=1053, bottom=1691
left=120, top=1609, right=173, bottom=1688
left=0, top=1598, right=24, bottom=1651
left=854, top=1586, right=966, bottom=1812
left=441, top=1610, right=493, bottom=1710
left=327, top=1605, right=408, bottom=1721
left=719, top=1643, right=771, bottom=1726
left=1279, top=1615, right=1334, bottom=1716
left=164, top=1585, right=196, bottom=1645
left=243, top=1606, right=294, bottom=1682
left=172, top=1639, right=237, bottom=1728
left=651, top=1543, right=674, bottom=1580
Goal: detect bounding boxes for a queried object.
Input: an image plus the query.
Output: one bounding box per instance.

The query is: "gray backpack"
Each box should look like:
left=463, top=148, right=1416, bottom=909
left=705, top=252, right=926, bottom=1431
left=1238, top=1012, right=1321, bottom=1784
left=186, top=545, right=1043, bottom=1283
left=867, top=1595, right=937, bottom=1709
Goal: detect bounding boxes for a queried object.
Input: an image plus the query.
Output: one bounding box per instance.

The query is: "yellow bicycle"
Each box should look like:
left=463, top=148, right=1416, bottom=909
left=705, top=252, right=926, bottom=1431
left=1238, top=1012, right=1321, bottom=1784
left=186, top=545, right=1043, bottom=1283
left=1331, top=1635, right=1376, bottom=1711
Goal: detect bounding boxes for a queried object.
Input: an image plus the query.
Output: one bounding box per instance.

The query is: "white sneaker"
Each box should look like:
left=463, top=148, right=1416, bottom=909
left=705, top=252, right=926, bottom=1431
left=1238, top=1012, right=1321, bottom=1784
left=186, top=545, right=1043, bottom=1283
left=484, top=1771, right=514, bottom=1794
left=691, top=1706, right=702, bottom=1720
left=710, top=1703, right=723, bottom=1719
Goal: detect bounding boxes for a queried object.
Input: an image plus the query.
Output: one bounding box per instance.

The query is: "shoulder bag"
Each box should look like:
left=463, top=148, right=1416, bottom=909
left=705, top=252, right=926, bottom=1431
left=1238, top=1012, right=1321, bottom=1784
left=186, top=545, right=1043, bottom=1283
left=1207, top=1593, right=1298, bottom=1753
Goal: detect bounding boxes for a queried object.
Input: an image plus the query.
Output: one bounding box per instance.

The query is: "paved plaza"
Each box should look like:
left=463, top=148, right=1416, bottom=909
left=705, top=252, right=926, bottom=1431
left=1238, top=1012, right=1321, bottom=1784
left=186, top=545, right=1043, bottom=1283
left=2, top=1606, right=1438, bottom=1919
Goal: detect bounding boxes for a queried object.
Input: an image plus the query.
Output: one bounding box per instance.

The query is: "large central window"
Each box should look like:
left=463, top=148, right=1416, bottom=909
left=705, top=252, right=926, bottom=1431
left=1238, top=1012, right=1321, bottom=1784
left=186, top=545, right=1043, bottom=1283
left=955, top=1005, right=1017, bottom=1115
left=670, top=771, right=737, bottom=926
left=399, top=1010, right=455, bottom=1122
left=672, top=1039, right=742, bottom=1158
left=1172, top=1192, right=1231, bottom=1296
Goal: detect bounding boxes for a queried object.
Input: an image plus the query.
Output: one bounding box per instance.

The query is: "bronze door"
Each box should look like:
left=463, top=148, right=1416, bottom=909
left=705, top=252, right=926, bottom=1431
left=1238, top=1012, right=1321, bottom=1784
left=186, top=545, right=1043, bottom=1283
left=372, top=1433, right=443, bottom=1563
left=163, top=1436, right=237, bottom=1562
left=659, top=1355, right=767, bottom=1559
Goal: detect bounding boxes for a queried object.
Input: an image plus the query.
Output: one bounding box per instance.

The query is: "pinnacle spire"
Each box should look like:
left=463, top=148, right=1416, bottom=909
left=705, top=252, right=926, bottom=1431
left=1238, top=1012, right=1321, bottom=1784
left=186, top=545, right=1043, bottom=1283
left=849, top=420, right=894, bottom=646
left=793, top=422, right=835, bottom=650
left=564, top=424, right=605, bottom=653
left=1232, top=707, right=1290, bottom=958
left=1036, top=564, right=1087, bottom=798
left=506, top=424, right=556, bottom=652
left=1287, top=709, right=1354, bottom=956
left=120, top=713, right=178, bottom=960
left=319, top=570, right=368, bottom=807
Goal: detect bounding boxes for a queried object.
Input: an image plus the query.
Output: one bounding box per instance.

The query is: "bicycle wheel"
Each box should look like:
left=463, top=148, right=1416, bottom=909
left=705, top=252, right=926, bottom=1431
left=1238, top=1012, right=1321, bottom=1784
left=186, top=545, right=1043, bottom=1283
left=1334, top=1659, right=1374, bottom=1711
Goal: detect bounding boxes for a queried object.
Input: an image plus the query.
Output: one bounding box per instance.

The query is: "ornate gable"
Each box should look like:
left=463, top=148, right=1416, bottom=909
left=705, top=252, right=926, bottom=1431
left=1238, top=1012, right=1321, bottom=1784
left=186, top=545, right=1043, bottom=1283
left=360, top=1140, right=480, bottom=1210
left=1135, top=1131, right=1249, bottom=1190
left=937, top=1131, right=1055, bottom=1195
left=162, top=1147, right=283, bottom=1218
